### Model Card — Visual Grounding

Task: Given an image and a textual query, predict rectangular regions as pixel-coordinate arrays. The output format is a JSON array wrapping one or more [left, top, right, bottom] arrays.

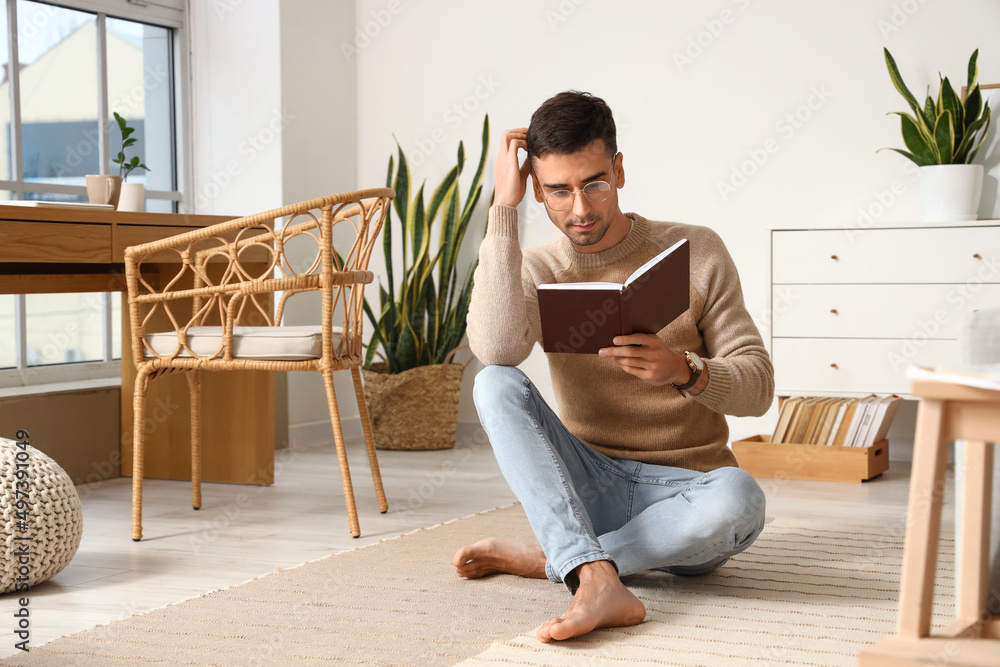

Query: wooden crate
[[732, 435, 889, 483]]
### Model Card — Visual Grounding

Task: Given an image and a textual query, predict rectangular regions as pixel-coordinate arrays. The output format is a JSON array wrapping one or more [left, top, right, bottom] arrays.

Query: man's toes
[[535, 618, 560, 643]]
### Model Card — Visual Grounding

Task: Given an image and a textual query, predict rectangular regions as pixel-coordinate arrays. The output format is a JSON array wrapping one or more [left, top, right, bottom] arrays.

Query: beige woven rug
[[2, 504, 955, 666]]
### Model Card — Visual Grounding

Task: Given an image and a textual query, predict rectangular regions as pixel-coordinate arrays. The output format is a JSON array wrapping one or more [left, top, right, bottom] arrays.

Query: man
[[454, 91, 773, 643]]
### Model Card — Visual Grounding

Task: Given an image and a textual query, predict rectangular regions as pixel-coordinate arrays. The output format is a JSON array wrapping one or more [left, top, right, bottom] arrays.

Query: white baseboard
[[286, 417, 484, 450]]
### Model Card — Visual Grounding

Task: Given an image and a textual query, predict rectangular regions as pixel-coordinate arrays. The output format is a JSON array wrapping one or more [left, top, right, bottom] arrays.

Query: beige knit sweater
[[467, 205, 774, 472]]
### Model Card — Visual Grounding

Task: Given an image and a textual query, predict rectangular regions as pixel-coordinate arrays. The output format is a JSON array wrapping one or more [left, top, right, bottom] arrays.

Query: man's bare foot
[[453, 537, 547, 579], [536, 560, 645, 643]]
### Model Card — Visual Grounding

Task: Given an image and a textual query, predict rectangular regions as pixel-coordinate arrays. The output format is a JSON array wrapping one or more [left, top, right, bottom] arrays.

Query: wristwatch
[[671, 351, 704, 394]]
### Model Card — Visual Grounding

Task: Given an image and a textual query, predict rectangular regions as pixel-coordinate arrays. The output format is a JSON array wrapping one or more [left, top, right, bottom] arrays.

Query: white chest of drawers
[[770, 222, 1000, 397]]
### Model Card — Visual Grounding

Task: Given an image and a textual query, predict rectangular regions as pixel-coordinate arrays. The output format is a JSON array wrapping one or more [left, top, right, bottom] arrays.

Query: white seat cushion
[[144, 325, 340, 360]]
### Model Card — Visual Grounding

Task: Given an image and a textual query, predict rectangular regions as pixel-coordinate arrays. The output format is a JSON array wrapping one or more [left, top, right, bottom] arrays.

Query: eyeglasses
[[542, 181, 612, 211], [540, 152, 619, 211]]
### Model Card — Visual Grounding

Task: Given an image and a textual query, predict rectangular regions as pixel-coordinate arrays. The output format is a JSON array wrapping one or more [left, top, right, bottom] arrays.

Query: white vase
[[117, 182, 145, 212], [919, 164, 983, 222]]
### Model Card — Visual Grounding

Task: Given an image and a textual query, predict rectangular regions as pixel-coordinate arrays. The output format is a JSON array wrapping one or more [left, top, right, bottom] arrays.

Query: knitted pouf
[[1, 436, 83, 594]]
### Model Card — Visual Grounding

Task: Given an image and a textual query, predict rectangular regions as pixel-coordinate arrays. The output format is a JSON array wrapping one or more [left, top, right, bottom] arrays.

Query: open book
[[536, 239, 690, 354]]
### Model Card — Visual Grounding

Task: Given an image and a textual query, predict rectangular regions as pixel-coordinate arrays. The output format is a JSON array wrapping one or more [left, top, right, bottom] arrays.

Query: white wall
[[352, 0, 1000, 436], [193, 0, 1000, 440]]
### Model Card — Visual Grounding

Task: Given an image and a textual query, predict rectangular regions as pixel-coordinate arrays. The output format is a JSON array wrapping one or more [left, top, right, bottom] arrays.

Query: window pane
[[107, 17, 174, 198], [0, 296, 14, 370], [25, 191, 87, 203], [18, 1, 98, 188], [25, 292, 105, 366], [111, 293, 121, 360]]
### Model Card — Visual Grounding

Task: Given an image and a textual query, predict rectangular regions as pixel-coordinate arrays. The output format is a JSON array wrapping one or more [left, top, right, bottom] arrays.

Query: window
[[0, 0, 186, 389]]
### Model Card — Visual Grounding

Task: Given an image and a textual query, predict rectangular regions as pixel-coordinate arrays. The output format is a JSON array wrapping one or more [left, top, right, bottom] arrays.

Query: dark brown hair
[[527, 91, 617, 161]]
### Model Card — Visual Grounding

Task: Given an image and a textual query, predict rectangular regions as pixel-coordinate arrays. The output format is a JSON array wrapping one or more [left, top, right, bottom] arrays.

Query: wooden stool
[[860, 380, 999, 666]]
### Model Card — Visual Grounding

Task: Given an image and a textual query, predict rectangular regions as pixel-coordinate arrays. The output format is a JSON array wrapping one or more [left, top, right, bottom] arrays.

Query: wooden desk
[[0, 206, 275, 485]]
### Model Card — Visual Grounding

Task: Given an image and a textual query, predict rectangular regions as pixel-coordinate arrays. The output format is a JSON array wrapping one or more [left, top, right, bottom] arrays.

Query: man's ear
[[530, 168, 544, 203], [615, 152, 626, 190]]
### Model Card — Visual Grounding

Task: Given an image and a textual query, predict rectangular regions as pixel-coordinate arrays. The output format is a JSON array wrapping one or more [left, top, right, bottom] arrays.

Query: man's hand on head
[[494, 128, 532, 209], [598, 335, 705, 393]]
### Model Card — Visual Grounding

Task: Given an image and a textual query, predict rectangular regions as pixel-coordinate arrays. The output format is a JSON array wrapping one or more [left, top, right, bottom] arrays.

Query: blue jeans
[[474, 365, 766, 590]]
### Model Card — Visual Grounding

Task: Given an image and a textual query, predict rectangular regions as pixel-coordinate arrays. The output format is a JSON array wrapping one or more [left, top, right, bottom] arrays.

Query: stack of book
[[770, 394, 902, 448]]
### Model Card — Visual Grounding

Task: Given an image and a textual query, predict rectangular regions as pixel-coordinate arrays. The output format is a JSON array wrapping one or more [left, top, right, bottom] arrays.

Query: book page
[[537, 282, 622, 290], [624, 238, 687, 288], [907, 364, 1000, 391]]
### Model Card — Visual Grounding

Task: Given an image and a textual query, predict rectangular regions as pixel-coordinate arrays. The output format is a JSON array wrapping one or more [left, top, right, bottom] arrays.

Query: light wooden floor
[[2, 426, 951, 658]]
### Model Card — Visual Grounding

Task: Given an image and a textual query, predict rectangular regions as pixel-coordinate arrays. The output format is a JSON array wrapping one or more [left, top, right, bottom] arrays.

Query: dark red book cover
[[537, 239, 690, 354]]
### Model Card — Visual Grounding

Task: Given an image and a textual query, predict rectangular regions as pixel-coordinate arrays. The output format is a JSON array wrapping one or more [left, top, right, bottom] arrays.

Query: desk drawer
[[113, 225, 200, 263], [0, 221, 111, 263], [772, 284, 1000, 339], [772, 337, 959, 395], [772, 227, 999, 284]]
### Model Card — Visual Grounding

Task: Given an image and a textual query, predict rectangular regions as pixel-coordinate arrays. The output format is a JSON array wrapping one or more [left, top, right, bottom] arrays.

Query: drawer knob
[[830, 308, 838, 315], [973, 253, 982, 259], [830, 363, 839, 369], [830, 254, 839, 260]]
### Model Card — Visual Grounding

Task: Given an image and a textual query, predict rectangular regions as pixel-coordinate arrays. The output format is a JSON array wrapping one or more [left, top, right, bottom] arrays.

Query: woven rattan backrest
[[123, 189, 394, 369]]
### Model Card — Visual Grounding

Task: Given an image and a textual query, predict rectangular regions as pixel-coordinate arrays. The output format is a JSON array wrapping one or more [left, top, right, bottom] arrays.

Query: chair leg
[[187, 371, 202, 511], [352, 365, 388, 514], [323, 369, 361, 538], [131, 368, 153, 541]]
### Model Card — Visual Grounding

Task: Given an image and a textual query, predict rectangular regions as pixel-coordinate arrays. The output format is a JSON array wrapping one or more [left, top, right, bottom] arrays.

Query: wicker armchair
[[124, 189, 394, 540]]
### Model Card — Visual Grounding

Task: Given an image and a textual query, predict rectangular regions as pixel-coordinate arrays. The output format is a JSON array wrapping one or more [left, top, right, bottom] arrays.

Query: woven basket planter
[[361, 348, 472, 451]]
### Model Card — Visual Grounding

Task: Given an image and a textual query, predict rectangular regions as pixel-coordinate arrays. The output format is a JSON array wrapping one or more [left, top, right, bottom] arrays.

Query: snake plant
[[363, 115, 490, 372], [882, 48, 991, 165]]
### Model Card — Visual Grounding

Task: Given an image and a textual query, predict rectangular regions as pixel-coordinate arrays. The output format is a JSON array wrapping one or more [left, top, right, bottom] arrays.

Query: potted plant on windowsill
[[882, 48, 992, 222], [360, 115, 489, 451], [112, 112, 150, 212]]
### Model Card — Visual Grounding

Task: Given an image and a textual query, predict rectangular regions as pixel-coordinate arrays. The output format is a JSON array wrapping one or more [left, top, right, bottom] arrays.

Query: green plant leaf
[[966, 103, 991, 163], [383, 155, 395, 305], [392, 141, 410, 252], [939, 77, 964, 147], [114, 112, 126, 133], [461, 116, 491, 223], [933, 110, 954, 163], [893, 112, 937, 165], [426, 165, 459, 228], [885, 48, 933, 134], [877, 147, 928, 167], [964, 85, 983, 132], [967, 48, 980, 93]]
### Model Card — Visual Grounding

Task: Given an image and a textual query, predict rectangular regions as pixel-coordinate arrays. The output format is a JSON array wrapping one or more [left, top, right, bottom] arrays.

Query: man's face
[[530, 139, 626, 252]]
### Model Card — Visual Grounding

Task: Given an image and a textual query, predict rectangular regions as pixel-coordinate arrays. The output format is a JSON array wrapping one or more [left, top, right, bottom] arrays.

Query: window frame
[[0, 0, 190, 391]]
